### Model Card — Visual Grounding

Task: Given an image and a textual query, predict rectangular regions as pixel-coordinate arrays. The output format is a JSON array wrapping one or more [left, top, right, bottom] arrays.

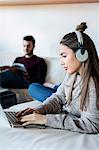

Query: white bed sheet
[[0, 101, 99, 150], [0, 128, 99, 150]]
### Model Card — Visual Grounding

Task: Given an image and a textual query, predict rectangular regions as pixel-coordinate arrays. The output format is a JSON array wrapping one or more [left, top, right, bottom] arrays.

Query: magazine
[[12, 63, 27, 73]]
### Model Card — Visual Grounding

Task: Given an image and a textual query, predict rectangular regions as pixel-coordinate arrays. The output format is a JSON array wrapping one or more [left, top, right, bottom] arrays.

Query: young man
[[0, 36, 47, 88]]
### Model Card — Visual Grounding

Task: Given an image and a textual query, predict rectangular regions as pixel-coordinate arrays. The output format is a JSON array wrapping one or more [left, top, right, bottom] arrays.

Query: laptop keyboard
[[5, 111, 18, 124]]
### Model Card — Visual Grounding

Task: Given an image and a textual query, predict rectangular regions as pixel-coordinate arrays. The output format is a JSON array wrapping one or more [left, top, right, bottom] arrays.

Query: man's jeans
[[0, 70, 29, 89]]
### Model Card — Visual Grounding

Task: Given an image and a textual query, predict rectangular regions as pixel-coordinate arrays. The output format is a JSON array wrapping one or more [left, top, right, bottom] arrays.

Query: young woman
[[17, 22, 99, 133]]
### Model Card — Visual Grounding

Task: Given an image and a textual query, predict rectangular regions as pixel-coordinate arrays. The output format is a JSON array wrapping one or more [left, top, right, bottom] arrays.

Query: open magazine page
[[12, 63, 30, 81], [12, 63, 27, 73]]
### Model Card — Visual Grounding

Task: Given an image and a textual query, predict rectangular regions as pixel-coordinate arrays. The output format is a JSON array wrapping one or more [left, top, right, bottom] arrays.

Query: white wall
[[0, 3, 99, 57]]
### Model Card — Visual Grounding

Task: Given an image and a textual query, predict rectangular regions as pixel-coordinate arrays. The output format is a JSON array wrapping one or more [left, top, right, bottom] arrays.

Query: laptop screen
[[0, 104, 11, 128]]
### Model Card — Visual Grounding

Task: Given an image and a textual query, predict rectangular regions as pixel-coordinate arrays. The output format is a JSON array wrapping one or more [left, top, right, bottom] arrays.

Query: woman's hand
[[16, 108, 47, 126], [16, 108, 40, 118], [18, 112, 47, 126]]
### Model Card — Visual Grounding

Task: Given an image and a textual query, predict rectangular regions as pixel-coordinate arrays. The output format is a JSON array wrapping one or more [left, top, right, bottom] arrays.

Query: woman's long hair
[[60, 22, 99, 110]]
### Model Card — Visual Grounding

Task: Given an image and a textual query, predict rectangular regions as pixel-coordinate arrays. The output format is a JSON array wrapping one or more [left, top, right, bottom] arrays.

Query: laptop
[[0, 104, 45, 129]]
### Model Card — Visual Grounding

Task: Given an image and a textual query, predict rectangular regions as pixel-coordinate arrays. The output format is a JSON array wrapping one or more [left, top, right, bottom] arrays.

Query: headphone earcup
[[76, 49, 88, 62]]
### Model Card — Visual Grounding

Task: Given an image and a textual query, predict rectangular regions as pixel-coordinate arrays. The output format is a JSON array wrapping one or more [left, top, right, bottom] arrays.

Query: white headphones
[[75, 30, 88, 62]]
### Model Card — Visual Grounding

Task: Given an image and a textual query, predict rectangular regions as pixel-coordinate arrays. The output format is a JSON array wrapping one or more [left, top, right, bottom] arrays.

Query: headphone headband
[[75, 30, 83, 44]]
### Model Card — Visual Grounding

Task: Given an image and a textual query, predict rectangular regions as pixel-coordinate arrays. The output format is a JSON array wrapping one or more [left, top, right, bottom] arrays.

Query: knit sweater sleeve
[[36, 77, 99, 133], [45, 78, 99, 133], [35, 74, 70, 114]]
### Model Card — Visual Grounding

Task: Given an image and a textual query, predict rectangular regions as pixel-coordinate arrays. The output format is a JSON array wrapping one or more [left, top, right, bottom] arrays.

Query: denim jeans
[[28, 83, 60, 102], [0, 70, 29, 89]]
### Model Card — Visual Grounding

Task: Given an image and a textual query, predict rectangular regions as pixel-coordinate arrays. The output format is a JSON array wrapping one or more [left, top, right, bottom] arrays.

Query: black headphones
[[75, 30, 88, 62]]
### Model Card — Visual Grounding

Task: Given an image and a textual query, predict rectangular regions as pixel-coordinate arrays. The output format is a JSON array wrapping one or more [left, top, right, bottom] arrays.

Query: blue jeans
[[0, 70, 29, 89], [28, 83, 60, 102]]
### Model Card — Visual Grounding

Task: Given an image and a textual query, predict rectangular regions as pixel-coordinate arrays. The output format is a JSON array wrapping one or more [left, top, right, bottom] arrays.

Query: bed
[[0, 51, 99, 150], [0, 101, 99, 150]]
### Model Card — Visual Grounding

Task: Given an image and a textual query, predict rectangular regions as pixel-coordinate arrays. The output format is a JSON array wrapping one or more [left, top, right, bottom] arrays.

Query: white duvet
[[0, 101, 99, 150]]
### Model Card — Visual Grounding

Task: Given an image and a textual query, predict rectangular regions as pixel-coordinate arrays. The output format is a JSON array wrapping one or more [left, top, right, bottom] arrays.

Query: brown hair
[[60, 22, 99, 110], [23, 35, 35, 46]]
